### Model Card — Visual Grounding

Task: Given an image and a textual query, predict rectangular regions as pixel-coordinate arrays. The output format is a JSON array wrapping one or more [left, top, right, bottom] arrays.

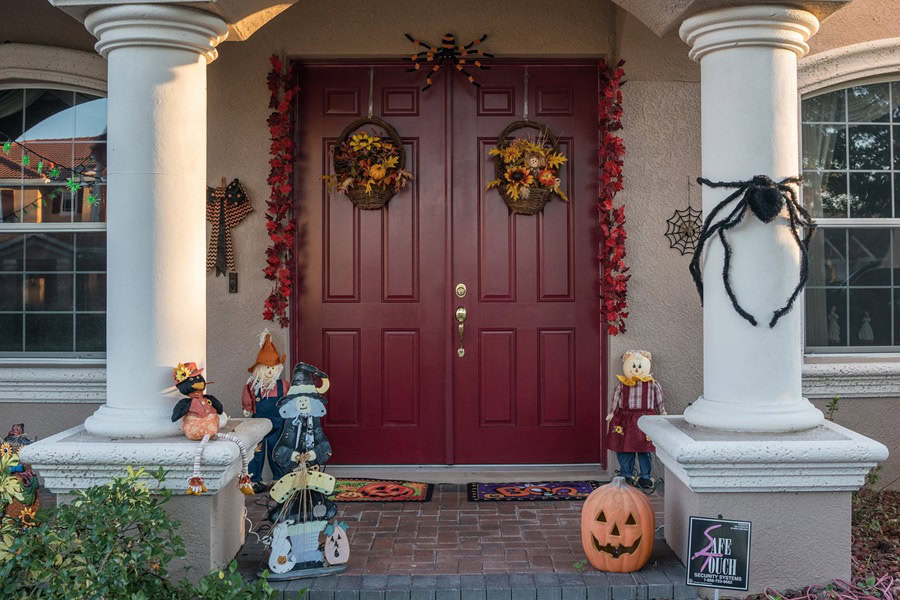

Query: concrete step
[[268, 566, 696, 600]]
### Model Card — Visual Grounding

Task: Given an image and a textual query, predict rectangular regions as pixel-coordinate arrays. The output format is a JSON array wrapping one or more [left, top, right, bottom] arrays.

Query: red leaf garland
[[263, 55, 299, 327], [598, 60, 630, 336]]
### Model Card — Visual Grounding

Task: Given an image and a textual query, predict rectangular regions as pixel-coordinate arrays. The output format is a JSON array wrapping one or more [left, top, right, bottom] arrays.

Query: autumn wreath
[[324, 116, 413, 210], [486, 120, 568, 215]]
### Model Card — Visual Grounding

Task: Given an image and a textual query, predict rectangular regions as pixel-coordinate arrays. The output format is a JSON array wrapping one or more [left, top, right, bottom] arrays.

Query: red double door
[[294, 62, 605, 465]]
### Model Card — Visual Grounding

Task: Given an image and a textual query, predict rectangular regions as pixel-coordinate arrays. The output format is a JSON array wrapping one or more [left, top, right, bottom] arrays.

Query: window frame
[[800, 79, 900, 356], [0, 82, 108, 361]]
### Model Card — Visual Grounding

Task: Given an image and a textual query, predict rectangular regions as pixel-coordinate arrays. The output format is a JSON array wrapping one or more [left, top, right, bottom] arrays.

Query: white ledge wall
[[803, 360, 900, 398], [21, 418, 269, 493], [0, 366, 105, 403], [640, 416, 889, 493]]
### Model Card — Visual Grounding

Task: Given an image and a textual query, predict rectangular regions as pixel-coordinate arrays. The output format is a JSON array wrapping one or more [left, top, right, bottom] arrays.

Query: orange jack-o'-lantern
[[580, 477, 654, 572]]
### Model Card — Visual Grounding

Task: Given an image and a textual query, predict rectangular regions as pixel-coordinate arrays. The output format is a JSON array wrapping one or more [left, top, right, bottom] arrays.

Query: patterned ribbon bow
[[206, 178, 252, 276]]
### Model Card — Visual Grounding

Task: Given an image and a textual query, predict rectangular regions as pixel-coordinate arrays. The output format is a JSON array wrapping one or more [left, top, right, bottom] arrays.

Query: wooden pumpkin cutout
[[324, 522, 350, 566], [580, 477, 654, 572]]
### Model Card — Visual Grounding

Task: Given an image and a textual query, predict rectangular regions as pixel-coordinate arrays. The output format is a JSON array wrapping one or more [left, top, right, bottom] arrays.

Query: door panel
[[295, 63, 605, 465], [450, 65, 604, 464], [296, 65, 447, 463]]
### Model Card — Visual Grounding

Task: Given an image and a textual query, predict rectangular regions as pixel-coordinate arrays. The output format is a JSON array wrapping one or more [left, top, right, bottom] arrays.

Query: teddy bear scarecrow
[[242, 329, 290, 493], [171, 362, 254, 496], [606, 350, 666, 490], [263, 361, 350, 579]]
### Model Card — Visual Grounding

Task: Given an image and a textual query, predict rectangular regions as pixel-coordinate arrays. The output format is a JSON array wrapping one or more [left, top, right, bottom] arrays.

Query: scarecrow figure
[[206, 178, 252, 276], [606, 350, 666, 490], [242, 329, 290, 493], [170, 362, 254, 495], [4, 424, 33, 449], [264, 362, 348, 579]]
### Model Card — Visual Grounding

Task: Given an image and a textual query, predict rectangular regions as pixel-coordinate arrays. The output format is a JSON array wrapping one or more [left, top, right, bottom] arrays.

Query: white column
[[82, 4, 228, 437], [680, 5, 824, 432]]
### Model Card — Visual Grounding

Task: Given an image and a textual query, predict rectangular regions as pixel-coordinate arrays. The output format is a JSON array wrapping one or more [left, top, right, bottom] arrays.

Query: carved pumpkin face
[[324, 523, 350, 566], [580, 477, 654, 572]]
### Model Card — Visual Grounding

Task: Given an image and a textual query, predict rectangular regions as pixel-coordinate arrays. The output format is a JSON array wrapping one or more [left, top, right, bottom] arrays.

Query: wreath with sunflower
[[486, 120, 568, 215], [324, 116, 413, 210]]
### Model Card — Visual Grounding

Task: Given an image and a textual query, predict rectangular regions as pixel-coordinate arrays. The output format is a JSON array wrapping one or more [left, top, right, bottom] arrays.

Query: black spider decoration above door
[[404, 33, 494, 91]]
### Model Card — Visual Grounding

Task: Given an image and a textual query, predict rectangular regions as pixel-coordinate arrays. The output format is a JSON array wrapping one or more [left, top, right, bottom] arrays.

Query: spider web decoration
[[665, 205, 703, 255]]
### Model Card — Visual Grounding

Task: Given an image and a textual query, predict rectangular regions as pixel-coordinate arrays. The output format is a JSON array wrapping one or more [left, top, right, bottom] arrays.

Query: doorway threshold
[[326, 464, 610, 484]]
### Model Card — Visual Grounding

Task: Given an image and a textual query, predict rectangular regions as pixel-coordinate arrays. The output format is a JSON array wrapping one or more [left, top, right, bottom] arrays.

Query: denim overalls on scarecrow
[[248, 379, 287, 482]]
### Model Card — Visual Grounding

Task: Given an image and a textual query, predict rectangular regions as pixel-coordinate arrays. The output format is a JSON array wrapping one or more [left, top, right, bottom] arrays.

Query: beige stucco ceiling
[[611, 0, 853, 36], [48, 0, 856, 43], [49, 0, 299, 41]]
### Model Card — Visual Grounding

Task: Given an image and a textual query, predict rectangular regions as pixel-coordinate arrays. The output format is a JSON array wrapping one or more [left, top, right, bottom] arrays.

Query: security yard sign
[[686, 516, 752, 591]]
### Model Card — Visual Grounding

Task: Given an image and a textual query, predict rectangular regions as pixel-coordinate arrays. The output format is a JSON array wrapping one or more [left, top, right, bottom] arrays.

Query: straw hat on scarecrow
[[248, 330, 286, 373]]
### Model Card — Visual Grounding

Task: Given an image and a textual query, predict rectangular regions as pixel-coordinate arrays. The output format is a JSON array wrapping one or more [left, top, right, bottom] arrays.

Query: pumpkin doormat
[[329, 478, 434, 503], [467, 481, 604, 502]]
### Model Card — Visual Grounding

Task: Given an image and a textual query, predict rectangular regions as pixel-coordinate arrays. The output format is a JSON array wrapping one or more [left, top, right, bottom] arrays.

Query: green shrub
[[0, 466, 274, 600]]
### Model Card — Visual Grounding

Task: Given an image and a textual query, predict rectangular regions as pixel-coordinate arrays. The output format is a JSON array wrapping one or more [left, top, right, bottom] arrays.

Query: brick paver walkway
[[240, 483, 666, 576]]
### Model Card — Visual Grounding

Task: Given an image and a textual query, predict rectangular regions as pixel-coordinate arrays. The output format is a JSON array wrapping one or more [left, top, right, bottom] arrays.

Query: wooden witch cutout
[[207, 178, 252, 276], [264, 362, 350, 580]]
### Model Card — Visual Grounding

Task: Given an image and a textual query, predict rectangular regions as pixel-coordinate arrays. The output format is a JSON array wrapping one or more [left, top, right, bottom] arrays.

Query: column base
[[20, 418, 270, 580], [638, 416, 888, 595], [84, 403, 184, 438], [683, 394, 824, 432]]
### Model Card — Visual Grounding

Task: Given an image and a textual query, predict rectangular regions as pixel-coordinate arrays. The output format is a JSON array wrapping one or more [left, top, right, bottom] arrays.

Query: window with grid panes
[[801, 81, 900, 352], [0, 87, 106, 356]]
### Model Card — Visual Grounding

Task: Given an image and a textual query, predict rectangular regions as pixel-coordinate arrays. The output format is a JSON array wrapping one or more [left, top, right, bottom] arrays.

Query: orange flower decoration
[[537, 169, 556, 186], [504, 166, 534, 186]]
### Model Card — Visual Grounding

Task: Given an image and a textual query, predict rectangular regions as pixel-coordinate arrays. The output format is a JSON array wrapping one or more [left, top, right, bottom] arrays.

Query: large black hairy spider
[[689, 175, 817, 328], [404, 32, 494, 91]]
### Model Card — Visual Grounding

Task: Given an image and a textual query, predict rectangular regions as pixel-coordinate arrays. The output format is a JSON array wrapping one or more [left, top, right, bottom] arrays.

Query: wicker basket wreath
[[327, 116, 411, 210], [487, 120, 568, 215]]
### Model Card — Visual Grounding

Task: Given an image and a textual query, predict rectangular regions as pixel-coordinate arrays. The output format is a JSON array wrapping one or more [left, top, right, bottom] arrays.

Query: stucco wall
[[607, 13, 702, 420], [811, 397, 900, 490], [1, 403, 99, 442], [807, 0, 896, 56], [664, 474, 852, 594]]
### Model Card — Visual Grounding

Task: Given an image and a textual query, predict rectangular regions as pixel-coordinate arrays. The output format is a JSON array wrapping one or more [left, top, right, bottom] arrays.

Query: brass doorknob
[[455, 306, 467, 357]]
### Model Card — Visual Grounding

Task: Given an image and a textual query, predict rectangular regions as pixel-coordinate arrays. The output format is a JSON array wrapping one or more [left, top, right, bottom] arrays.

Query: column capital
[[680, 4, 820, 62], [83, 3, 228, 63]]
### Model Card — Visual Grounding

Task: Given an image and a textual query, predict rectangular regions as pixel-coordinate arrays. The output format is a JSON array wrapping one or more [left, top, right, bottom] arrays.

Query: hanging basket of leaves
[[486, 120, 568, 215], [324, 116, 413, 210]]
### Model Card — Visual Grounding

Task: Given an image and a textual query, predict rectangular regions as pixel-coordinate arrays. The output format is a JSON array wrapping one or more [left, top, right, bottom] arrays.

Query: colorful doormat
[[329, 478, 434, 503], [467, 481, 603, 502]]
